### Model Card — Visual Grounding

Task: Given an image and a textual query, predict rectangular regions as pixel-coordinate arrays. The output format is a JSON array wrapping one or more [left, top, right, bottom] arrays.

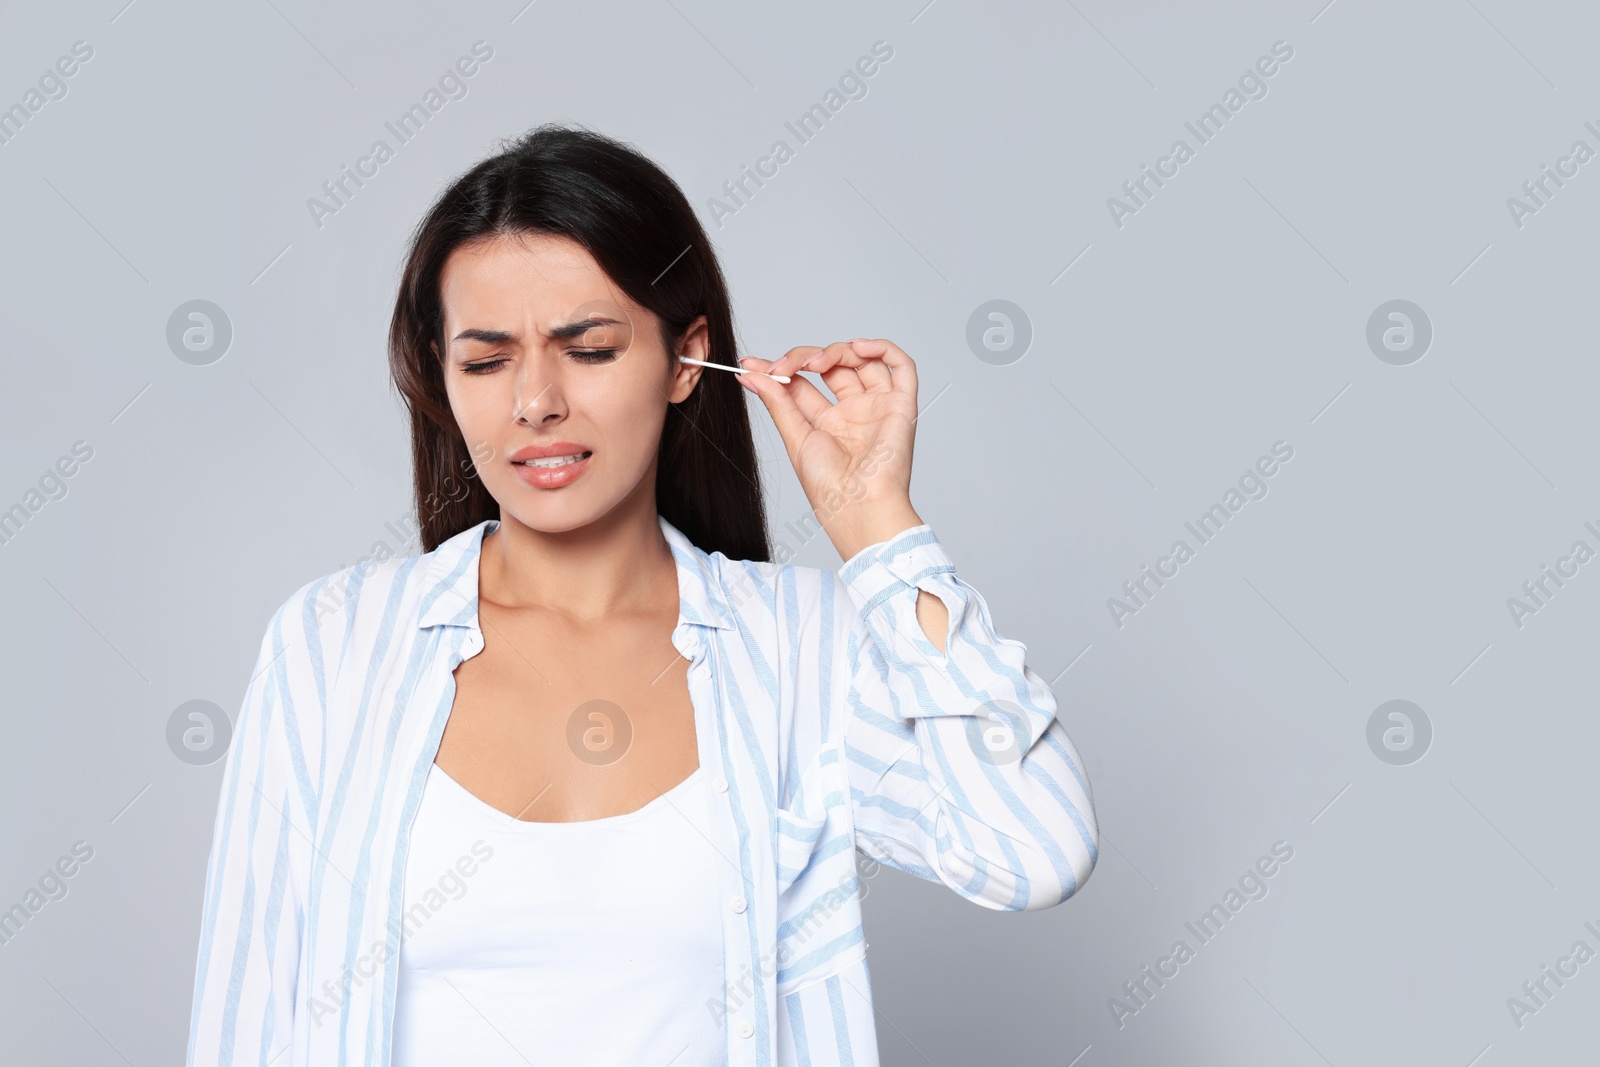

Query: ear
[[668, 314, 710, 403]]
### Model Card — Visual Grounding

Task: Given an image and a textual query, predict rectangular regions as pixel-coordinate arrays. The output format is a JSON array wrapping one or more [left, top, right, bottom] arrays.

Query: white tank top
[[393, 762, 727, 1066]]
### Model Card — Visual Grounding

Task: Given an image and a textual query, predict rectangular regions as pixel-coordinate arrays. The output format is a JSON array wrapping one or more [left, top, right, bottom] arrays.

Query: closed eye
[[459, 349, 618, 374]]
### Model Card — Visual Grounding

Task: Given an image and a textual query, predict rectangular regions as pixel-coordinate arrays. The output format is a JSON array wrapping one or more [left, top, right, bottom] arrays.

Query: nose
[[512, 358, 566, 427]]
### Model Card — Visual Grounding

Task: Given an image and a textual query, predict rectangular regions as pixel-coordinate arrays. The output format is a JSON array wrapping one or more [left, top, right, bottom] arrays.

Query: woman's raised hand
[[735, 338, 926, 561]]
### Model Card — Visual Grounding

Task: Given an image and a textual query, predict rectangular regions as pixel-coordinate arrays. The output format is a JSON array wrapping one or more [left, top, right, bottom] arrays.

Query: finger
[[818, 363, 870, 403], [795, 340, 883, 401], [768, 339, 904, 397], [780, 371, 839, 423], [806, 340, 887, 401], [772, 344, 844, 382], [808, 341, 871, 400], [850, 337, 917, 401], [735, 354, 803, 388], [770, 340, 860, 380], [736, 361, 817, 449], [797, 339, 891, 394], [847, 339, 894, 392], [766, 345, 825, 378], [739, 356, 834, 423]]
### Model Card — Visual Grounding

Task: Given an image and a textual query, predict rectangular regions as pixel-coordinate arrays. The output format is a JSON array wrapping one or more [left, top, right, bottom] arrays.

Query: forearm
[[838, 523, 1101, 906], [826, 498, 951, 649]]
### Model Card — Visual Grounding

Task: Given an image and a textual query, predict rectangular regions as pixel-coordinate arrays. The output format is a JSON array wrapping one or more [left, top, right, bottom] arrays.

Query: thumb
[[737, 359, 814, 454]]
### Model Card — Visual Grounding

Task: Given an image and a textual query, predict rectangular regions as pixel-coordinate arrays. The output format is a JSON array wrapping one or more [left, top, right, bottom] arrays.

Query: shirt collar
[[415, 514, 737, 632]]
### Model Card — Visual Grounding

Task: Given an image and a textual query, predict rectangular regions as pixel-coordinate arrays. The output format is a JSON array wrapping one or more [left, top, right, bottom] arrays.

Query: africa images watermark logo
[[1504, 519, 1600, 630], [307, 839, 496, 1027], [1505, 119, 1600, 230], [0, 440, 94, 548], [1106, 39, 1295, 229], [0, 39, 94, 147], [1107, 441, 1295, 628], [1505, 919, 1600, 1030], [703, 40, 894, 229], [1107, 840, 1295, 1029], [707, 838, 893, 1028], [0, 841, 95, 948], [306, 41, 494, 230]]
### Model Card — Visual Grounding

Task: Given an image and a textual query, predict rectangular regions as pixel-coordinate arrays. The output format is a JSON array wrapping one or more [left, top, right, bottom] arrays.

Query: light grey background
[[2, 0, 1595, 1064]]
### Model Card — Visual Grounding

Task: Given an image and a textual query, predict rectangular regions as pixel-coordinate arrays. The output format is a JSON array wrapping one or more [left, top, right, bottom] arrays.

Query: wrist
[[823, 499, 924, 563]]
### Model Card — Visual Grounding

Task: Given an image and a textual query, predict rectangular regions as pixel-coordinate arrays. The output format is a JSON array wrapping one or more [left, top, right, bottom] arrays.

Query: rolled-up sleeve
[[188, 583, 326, 1065], [836, 524, 1098, 911]]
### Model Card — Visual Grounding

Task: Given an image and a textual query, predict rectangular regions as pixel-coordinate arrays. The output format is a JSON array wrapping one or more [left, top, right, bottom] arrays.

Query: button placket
[[683, 625, 756, 1054]]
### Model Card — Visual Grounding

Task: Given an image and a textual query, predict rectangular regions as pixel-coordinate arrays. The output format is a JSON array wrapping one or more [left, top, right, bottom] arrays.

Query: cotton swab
[[677, 355, 790, 384]]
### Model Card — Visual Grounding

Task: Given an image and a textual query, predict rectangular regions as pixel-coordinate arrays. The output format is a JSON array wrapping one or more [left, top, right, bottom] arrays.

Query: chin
[[495, 487, 628, 536], [500, 501, 600, 535]]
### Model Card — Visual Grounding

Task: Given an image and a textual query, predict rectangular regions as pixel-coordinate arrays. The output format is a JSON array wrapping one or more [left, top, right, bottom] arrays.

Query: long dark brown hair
[[387, 123, 770, 561]]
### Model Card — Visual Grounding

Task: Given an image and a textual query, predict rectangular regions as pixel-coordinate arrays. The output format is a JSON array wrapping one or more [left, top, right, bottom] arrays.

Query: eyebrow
[[450, 317, 625, 346]]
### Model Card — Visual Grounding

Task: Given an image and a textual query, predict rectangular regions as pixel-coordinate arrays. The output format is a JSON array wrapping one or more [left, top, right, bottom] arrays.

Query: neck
[[479, 491, 676, 626]]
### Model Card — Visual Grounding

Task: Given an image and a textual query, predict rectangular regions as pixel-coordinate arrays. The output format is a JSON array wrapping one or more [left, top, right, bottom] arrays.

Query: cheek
[[579, 374, 665, 451], [444, 376, 514, 474], [447, 374, 503, 433]]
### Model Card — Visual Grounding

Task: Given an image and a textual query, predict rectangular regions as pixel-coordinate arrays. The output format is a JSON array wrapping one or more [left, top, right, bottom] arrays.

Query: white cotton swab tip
[[677, 355, 789, 384]]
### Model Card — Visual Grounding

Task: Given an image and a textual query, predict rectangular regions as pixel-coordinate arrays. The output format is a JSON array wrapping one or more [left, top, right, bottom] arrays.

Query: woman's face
[[438, 233, 707, 534]]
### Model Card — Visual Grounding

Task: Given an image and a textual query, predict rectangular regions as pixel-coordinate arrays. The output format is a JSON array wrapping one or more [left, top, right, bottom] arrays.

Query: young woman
[[187, 124, 1098, 1067]]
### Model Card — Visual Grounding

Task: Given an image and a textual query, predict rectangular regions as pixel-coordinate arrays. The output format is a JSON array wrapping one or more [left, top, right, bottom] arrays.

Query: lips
[[509, 442, 593, 463], [519, 452, 588, 469], [509, 441, 593, 489]]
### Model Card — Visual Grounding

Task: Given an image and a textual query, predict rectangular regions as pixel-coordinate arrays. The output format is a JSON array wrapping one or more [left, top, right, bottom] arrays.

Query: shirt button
[[737, 1020, 754, 1039], [712, 776, 728, 793], [729, 895, 747, 914]]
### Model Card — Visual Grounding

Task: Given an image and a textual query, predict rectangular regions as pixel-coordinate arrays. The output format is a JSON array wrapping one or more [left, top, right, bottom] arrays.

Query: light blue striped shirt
[[187, 514, 1099, 1066]]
